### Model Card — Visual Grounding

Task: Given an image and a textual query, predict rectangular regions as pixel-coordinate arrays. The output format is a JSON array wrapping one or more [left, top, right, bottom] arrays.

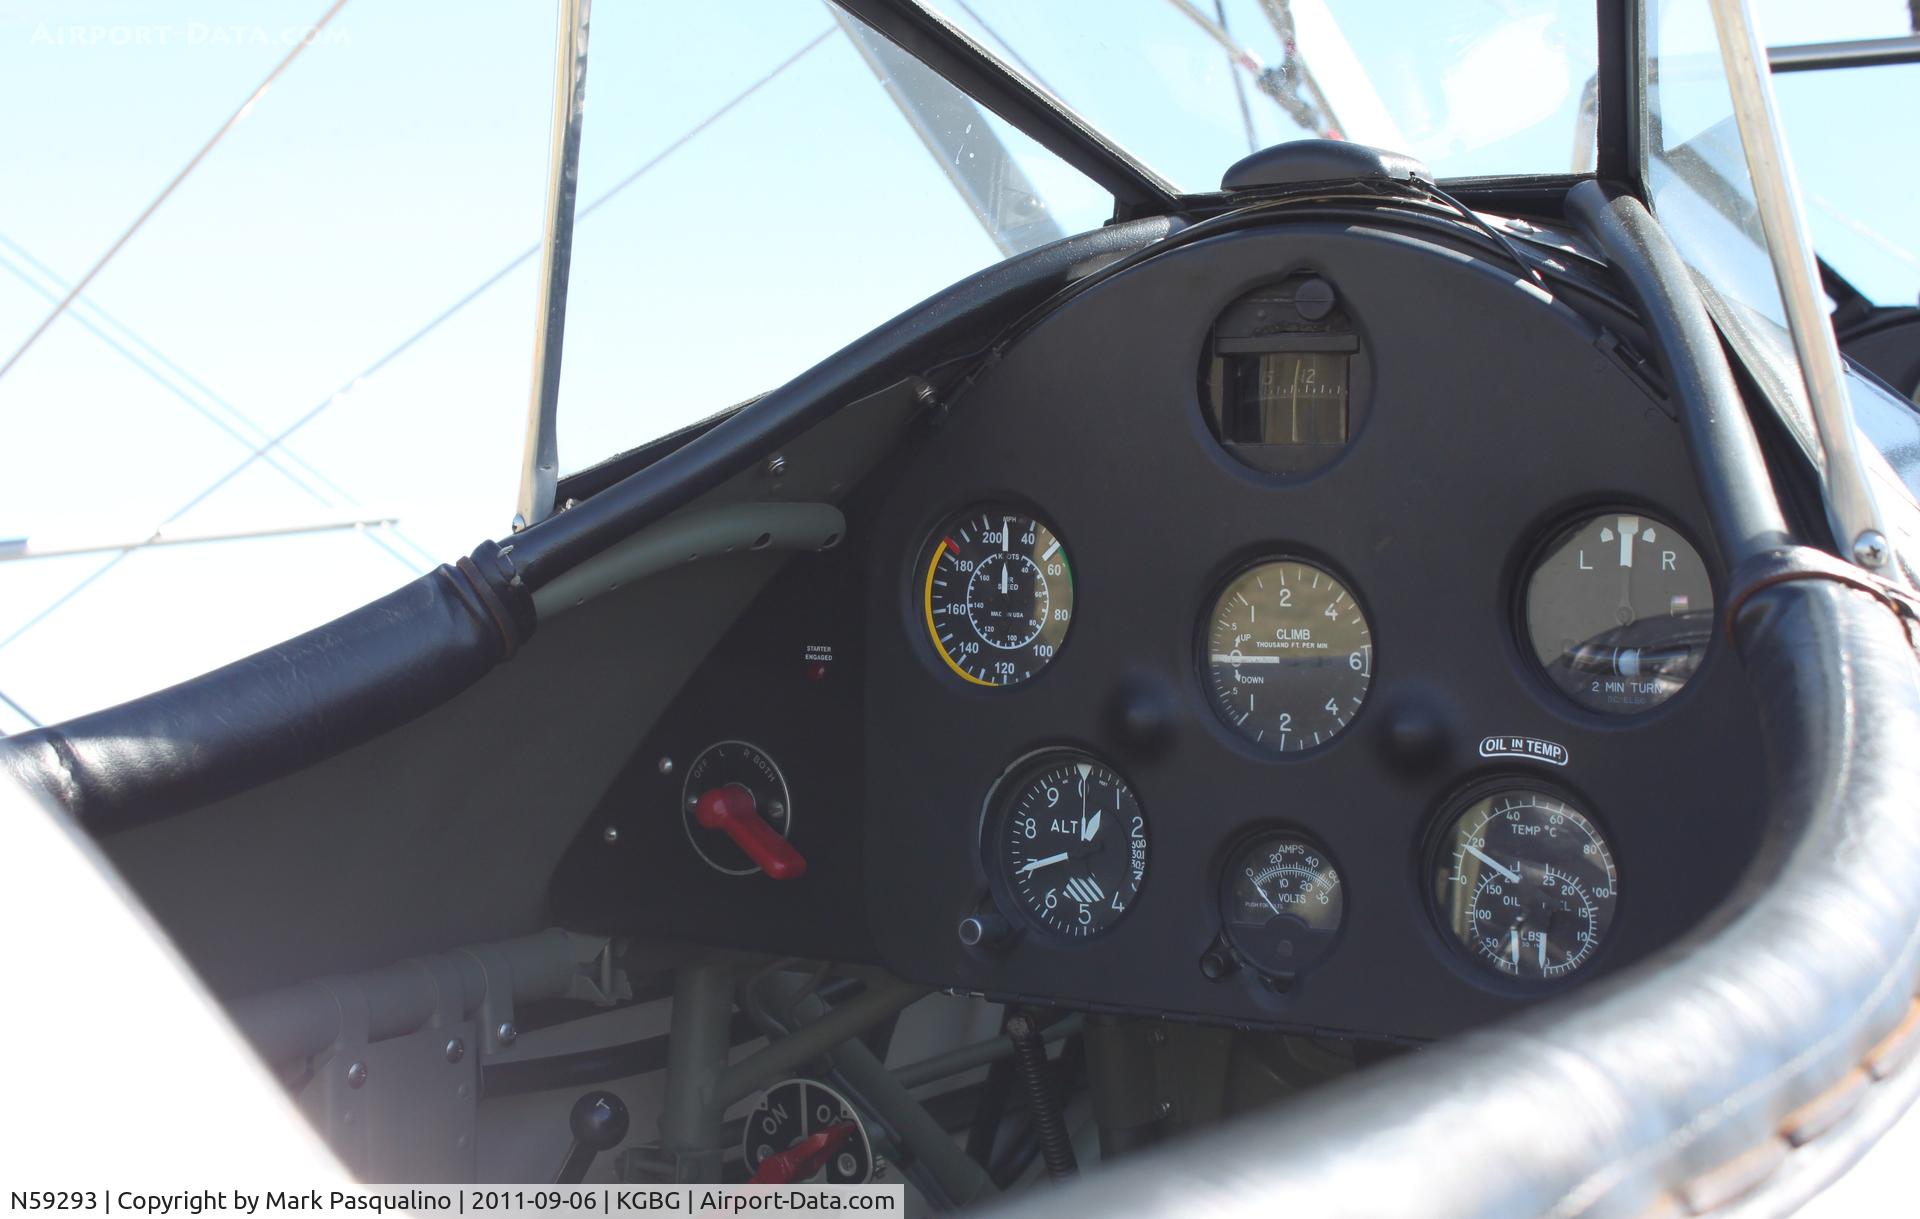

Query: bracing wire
[[0, 25, 838, 663], [0, 0, 352, 386]]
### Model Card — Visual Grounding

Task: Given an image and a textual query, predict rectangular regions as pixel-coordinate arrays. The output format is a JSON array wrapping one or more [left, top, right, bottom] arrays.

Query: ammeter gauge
[[1219, 831, 1344, 978]]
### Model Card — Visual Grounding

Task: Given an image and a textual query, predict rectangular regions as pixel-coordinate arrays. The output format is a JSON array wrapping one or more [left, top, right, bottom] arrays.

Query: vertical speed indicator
[[1202, 558, 1373, 752], [920, 508, 1074, 688]]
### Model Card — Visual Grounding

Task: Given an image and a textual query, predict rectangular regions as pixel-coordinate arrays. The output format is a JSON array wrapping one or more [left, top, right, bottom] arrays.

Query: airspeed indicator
[[920, 509, 1073, 688]]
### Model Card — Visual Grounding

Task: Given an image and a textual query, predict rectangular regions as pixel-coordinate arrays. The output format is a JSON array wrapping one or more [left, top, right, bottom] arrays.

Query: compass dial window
[[1524, 510, 1713, 714], [1202, 558, 1373, 752], [919, 509, 1073, 688]]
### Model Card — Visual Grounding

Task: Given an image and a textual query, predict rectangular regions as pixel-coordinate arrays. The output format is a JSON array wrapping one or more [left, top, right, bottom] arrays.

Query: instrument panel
[[861, 221, 1766, 1041]]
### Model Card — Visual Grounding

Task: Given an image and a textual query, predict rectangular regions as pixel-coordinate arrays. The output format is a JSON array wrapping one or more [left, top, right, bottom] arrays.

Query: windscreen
[[922, 0, 1602, 185]]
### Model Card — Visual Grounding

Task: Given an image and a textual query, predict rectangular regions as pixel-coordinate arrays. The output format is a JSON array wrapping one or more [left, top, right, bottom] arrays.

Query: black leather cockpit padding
[[987, 576, 1920, 1219], [0, 553, 532, 835]]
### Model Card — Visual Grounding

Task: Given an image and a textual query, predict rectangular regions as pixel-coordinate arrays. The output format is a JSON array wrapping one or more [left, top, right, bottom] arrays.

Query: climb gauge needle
[[1018, 852, 1070, 876], [1465, 842, 1522, 884]]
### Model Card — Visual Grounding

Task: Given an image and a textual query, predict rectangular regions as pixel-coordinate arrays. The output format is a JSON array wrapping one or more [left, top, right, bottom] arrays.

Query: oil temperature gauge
[[1432, 784, 1618, 981], [1220, 831, 1344, 978]]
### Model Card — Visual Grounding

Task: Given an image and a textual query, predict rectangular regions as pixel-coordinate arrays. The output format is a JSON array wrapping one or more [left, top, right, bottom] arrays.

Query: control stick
[[555, 1091, 630, 1184]]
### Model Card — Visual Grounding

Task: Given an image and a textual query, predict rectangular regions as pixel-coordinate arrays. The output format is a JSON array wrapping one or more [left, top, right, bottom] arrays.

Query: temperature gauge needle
[[1465, 843, 1522, 883]]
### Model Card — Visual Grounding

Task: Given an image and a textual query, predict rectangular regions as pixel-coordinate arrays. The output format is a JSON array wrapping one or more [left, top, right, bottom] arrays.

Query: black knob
[[1105, 671, 1177, 758], [556, 1092, 629, 1183], [1199, 949, 1237, 981], [572, 1091, 630, 1148], [1293, 277, 1336, 321], [1374, 687, 1453, 774], [958, 912, 1010, 948]]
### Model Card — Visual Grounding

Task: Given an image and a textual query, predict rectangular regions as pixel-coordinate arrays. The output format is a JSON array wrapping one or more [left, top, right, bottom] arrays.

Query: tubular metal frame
[[515, 0, 592, 532]]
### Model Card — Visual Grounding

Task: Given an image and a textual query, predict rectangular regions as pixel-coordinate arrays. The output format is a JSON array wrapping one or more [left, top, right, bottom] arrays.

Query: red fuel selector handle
[[748, 1122, 856, 1184], [694, 785, 807, 879]]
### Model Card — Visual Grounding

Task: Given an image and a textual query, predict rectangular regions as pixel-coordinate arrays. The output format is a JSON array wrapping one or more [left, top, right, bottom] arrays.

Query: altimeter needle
[[1017, 852, 1070, 876], [1465, 843, 1522, 883]]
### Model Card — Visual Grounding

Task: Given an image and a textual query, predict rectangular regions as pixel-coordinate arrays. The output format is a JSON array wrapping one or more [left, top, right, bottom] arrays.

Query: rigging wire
[[0, 686, 42, 730], [1217, 0, 1261, 154], [0, 0, 351, 387], [0, 237, 435, 575], [0, 26, 837, 664], [1163, 0, 1342, 139]]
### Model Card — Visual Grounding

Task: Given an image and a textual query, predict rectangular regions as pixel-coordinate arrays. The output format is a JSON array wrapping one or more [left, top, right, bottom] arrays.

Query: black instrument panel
[[860, 222, 1767, 1041]]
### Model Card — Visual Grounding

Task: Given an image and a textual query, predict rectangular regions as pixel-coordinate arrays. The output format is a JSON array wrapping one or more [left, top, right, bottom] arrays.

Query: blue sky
[[0, 0, 1913, 732]]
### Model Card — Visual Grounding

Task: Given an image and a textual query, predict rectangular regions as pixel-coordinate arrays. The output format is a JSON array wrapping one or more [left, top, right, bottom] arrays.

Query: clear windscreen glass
[[1646, 0, 1920, 479], [552, 4, 1112, 475], [1644, 0, 1819, 460], [924, 0, 1601, 186]]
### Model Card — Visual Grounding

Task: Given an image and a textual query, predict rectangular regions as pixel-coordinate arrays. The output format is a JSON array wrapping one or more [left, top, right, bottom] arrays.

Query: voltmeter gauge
[[1524, 510, 1713, 714], [1432, 785, 1619, 981], [986, 751, 1148, 939], [1203, 558, 1373, 752], [1220, 831, 1344, 978], [919, 509, 1073, 688]]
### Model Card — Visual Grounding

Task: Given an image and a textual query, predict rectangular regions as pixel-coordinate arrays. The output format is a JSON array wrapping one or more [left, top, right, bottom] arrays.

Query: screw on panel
[[1854, 530, 1892, 569], [914, 381, 939, 409], [496, 1022, 519, 1046], [445, 1039, 465, 1064], [658, 757, 674, 776], [346, 1062, 368, 1088], [602, 826, 620, 845], [764, 454, 788, 477]]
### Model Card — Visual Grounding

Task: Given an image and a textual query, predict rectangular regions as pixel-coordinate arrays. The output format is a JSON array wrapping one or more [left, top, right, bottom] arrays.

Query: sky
[[0, 0, 1914, 732]]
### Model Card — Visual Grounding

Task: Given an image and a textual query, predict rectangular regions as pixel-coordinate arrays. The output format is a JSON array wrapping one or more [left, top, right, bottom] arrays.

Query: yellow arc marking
[[926, 541, 997, 687]]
